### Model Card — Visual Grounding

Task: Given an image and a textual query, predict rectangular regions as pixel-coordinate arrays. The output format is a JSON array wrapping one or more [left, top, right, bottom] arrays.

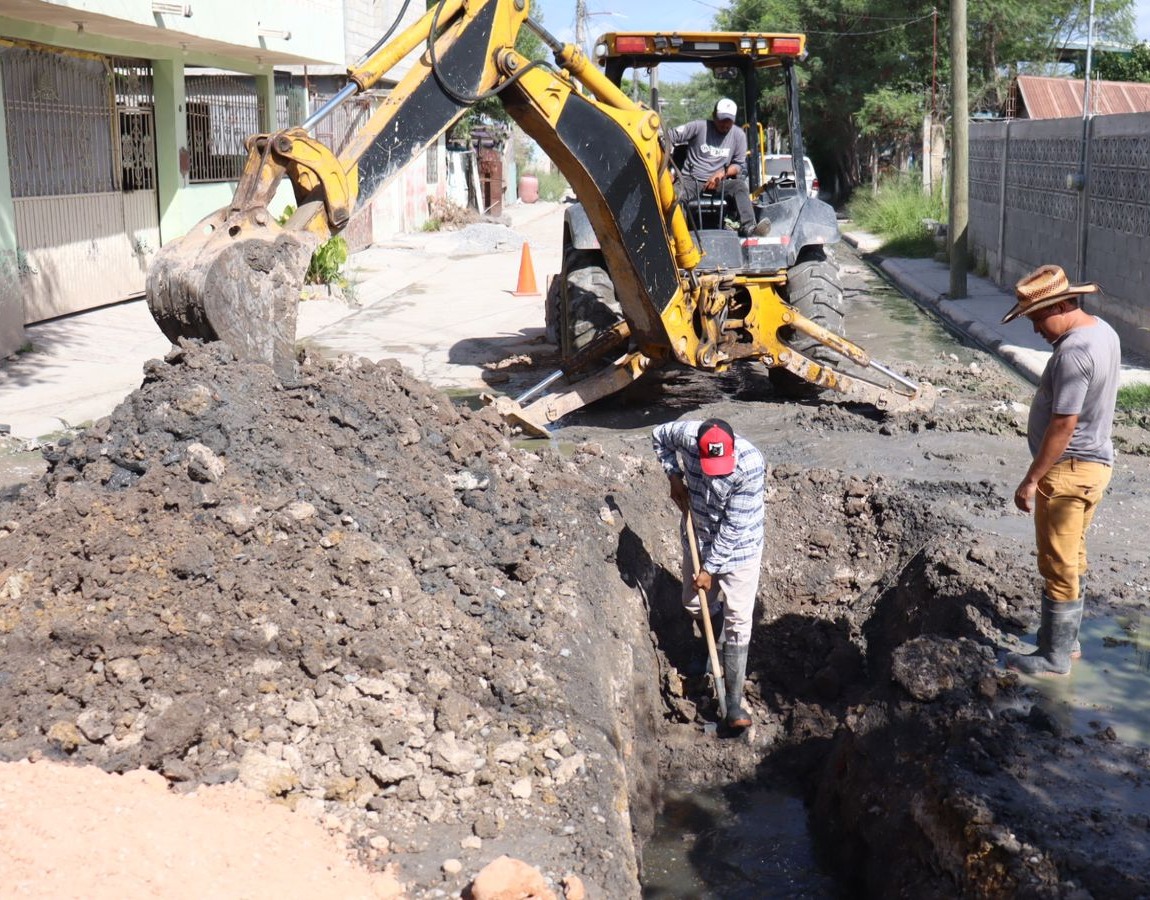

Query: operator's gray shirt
[[668, 120, 747, 180], [1028, 317, 1121, 465]]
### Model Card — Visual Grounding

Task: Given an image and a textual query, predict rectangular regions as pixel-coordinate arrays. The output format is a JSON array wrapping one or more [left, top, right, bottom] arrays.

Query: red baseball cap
[[696, 419, 736, 477]]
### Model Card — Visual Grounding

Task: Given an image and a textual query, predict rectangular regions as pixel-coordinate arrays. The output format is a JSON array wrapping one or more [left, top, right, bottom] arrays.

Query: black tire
[[769, 248, 846, 397], [548, 247, 622, 360]]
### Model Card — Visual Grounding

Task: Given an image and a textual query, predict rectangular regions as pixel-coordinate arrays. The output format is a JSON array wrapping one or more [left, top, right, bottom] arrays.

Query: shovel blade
[[146, 208, 319, 380]]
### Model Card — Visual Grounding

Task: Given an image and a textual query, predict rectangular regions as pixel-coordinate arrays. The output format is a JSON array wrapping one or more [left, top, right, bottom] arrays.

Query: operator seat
[[669, 144, 744, 233], [684, 184, 735, 231]]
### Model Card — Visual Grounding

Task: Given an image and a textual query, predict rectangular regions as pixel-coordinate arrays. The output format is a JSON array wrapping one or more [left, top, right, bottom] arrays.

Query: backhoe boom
[[145, 0, 930, 426]]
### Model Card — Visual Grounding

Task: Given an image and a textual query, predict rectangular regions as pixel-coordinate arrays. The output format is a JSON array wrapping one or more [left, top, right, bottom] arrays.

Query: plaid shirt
[[652, 421, 765, 573]]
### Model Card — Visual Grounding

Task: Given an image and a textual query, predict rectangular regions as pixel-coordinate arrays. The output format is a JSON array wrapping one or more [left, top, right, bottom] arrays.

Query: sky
[[530, 0, 717, 46], [1137, 0, 1150, 42], [532, 0, 1150, 53], [530, 0, 717, 81], [531, 0, 1150, 88]]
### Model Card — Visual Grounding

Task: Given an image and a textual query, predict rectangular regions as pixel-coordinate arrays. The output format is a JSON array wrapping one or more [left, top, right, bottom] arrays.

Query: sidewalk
[[0, 200, 566, 444], [842, 228, 1150, 388]]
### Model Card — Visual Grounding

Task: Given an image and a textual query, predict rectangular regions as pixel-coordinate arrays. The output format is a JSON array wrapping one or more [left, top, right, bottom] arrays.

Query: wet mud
[[2, 252, 1150, 897]]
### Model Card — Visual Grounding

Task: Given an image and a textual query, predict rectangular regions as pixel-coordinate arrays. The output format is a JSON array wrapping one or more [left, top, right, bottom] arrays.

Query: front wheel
[[547, 247, 622, 360], [768, 248, 846, 397]]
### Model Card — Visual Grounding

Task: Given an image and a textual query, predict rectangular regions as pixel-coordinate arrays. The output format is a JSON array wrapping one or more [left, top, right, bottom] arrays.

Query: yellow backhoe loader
[[146, 0, 930, 436]]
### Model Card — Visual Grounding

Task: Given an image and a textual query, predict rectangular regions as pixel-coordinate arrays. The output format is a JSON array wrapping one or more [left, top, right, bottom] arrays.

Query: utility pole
[[575, 0, 587, 56], [949, 0, 968, 299], [1075, 0, 1097, 282]]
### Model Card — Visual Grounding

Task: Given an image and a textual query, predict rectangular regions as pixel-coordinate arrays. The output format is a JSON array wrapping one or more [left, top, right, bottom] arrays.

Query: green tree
[[714, 0, 1134, 197], [856, 86, 925, 181], [1093, 41, 1150, 81]]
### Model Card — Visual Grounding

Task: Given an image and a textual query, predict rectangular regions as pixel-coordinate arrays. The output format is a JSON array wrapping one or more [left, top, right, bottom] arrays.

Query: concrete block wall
[[971, 115, 1150, 357], [968, 119, 1006, 279]]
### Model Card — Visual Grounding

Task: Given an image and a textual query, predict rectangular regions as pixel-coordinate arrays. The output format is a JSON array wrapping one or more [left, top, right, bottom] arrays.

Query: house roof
[[1017, 74, 1150, 118]]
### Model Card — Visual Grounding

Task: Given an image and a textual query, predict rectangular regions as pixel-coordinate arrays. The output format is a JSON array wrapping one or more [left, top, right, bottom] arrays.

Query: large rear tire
[[547, 247, 622, 360], [769, 248, 845, 397]]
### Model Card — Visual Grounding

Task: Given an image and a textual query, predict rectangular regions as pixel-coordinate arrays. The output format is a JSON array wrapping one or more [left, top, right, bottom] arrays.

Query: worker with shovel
[[653, 418, 765, 729]]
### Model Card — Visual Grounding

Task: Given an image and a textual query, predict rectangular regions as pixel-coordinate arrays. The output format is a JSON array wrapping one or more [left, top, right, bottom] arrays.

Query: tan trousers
[[680, 539, 762, 647], [1035, 458, 1112, 602]]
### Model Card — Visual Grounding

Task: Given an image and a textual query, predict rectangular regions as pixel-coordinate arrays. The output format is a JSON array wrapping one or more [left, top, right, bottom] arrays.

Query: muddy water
[[1023, 613, 1150, 748], [642, 785, 842, 899], [838, 264, 979, 368]]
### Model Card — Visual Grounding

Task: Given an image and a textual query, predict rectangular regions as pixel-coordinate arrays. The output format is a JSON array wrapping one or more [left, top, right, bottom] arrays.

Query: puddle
[[1020, 613, 1150, 748], [445, 389, 486, 411], [642, 786, 843, 899], [846, 277, 982, 369]]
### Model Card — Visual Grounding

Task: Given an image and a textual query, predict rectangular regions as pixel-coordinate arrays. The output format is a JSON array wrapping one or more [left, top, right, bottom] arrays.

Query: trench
[[548, 243, 1150, 896], [613, 452, 1150, 899], [615, 459, 953, 897]]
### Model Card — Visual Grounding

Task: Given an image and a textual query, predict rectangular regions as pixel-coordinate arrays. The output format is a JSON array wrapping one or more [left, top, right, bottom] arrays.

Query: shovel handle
[[685, 506, 727, 721]]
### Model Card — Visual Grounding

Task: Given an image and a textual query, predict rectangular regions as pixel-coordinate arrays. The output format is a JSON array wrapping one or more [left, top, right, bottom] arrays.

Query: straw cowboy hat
[[1001, 264, 1099, 324]]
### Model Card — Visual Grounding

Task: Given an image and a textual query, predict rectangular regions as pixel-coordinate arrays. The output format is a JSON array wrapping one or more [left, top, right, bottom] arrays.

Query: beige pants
[[1035, 458, 1112, 602], [680, 538, 762, 647]]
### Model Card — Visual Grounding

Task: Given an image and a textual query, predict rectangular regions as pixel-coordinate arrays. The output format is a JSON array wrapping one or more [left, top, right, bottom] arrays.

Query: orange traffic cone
[[511, 242, 541, 296]]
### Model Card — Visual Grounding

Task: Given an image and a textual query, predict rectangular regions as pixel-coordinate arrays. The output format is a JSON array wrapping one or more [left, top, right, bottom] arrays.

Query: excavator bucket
[[146, 207, 319, 379]]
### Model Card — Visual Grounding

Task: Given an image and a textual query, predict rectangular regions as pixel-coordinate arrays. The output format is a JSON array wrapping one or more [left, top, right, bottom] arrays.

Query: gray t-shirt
[[669, 120, 747, 181], [1027, 317, 1121, 465]]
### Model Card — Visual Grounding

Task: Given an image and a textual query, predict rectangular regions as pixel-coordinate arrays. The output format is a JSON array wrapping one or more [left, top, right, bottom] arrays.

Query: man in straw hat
[[1001, 264, 1120, 676]]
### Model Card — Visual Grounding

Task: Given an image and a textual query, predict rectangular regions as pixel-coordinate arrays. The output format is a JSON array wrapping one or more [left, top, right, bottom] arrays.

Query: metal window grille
[[113, 59, 157, 191], [426, 138, 439, 184], [185, 71, 265, 182], [310, 89, 376, 157], [1, 45, 113, 197], [0, 45, 155, 198]]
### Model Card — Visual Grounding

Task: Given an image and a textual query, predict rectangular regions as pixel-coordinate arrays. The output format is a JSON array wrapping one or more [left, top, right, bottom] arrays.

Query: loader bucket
[[146, 207, 319, 380]]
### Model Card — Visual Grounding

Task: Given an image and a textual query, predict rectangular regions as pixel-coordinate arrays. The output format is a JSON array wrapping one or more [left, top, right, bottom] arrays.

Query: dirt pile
[[0, 341, 658, 897], [3, 327, 1150, 897]]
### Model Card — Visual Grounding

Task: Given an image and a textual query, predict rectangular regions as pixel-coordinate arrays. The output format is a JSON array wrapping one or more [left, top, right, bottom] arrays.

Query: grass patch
[[1117, 383, 1150, 411], [527, 170, 570, 202], [847, 172, 946, 257]]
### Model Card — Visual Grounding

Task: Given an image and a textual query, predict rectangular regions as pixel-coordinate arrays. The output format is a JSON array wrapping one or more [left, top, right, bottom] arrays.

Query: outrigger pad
[[874, 381, 939, 415], [482, 394, 552, 438]]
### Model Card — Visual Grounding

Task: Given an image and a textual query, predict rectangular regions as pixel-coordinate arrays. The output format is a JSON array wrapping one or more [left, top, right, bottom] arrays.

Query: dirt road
[[1, 239, 1149, 897]]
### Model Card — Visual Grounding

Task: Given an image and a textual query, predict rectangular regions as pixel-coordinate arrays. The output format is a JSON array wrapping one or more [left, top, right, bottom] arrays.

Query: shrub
[[525, 170, 570, 202], [847, 172, 946, 257], [275, 204, 349, 287], [305, 235, 348, 286], [1117, 383, 1150, 412]]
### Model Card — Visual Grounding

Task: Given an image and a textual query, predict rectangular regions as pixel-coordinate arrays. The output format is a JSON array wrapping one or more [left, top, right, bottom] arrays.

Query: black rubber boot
[[723, 642, 752, 729], [1007, 595, 1081, 676], [1034, 581, 1084, 659], [1071, 578, 1085, 659]]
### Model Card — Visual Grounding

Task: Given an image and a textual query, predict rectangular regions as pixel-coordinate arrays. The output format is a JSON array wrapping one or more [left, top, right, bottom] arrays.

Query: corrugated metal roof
[[1017, 74, 1150, 119]]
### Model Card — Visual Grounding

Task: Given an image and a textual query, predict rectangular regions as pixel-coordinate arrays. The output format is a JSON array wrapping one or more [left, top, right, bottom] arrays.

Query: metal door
[[1, 45, 159, 322]]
